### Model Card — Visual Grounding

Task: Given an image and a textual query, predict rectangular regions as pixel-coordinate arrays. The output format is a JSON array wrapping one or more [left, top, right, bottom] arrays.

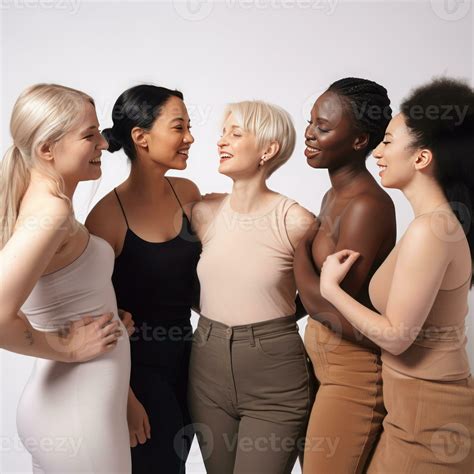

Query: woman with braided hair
[[294, 77, 396, 473], [320, 78, 474, 473]]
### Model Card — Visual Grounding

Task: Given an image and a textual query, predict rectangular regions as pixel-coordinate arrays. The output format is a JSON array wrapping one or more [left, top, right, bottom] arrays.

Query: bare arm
[[0, 200, 73, 360], [0, 197, 120, 362], [284, 203, 316, 320], [0, 199, 121, 362], [294, 197, 391, 350], [320, 218, 451, 355]]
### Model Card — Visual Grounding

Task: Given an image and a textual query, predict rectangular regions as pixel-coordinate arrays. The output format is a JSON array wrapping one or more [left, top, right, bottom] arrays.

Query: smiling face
[[217, 112, 263, 178], [50, 100, 108, 183], [305, 91, 362, 170], [372, 113, 420, 189], [143, 95, 194, 170]]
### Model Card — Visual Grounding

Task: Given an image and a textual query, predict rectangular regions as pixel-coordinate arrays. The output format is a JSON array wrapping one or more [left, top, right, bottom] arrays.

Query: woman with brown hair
[[320, 77, 474, 473]]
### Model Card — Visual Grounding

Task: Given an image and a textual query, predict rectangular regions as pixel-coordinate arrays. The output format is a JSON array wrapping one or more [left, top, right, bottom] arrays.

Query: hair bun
[[102, 127, 122, 153]]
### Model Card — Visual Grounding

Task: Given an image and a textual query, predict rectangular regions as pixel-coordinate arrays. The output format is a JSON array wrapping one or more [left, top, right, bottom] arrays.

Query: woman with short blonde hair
[[188, 99, 315, 474]]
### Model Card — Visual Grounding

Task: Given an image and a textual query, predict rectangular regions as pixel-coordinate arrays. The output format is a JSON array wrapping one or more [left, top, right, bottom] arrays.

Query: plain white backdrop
[[1, 1, 473, 472]]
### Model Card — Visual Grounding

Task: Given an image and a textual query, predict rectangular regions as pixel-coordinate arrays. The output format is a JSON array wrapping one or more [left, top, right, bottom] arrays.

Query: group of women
[[0, 75, 472, 474]]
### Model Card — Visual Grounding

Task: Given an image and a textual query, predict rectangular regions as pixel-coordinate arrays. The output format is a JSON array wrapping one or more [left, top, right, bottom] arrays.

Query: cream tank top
[[369, 239, 471, 382], [197, 194, 298, 326], [21, 234, 121, 332]]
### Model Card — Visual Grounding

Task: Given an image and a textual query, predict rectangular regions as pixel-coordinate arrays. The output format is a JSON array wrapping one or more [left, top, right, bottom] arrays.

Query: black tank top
[[111, 178, 202, 329]]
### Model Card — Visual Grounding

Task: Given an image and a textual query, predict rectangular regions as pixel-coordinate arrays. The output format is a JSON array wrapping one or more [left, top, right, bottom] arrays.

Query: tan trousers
[[303, 318, 385, 473], [188, 315, 316, 474], [368, 365, 474, 473]]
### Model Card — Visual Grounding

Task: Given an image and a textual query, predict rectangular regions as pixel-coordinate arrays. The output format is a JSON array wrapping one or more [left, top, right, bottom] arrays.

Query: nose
[[98, 133, 108, 150], [372, 141, 383, 158], [305, 123, 315, 141], [217, 134, 228, 147], [184, 129, 194, 145]]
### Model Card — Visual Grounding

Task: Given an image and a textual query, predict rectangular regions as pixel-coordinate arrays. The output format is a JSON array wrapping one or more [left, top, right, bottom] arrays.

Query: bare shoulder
[[192, 194, 226, 218], [191, 194, 227, 238], [18, 193, 71, 233], [285, 202, 317, 249], [167, 177, 201, 203], [404, 212, 458, 255], [85, 190, 126, 253], [345, 192, 392, 219]]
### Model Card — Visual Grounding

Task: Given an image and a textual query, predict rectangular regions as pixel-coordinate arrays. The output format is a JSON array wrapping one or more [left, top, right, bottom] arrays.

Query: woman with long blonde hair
[[0, 83, 131, 472]]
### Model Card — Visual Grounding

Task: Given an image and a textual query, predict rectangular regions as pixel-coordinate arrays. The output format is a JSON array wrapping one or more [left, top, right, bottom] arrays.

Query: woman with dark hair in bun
[[320, 78, 474, 472], [294, 77, 396, 473], [86, 85, 201, 474]]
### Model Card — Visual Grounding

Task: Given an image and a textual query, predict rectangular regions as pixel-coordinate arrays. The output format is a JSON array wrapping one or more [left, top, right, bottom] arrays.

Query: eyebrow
[[170, 117, 190, 123], [80, 125, 98, 135]]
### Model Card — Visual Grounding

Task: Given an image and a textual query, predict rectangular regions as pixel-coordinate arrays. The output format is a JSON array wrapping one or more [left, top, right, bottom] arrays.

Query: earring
[[259, 155, 266, 166]]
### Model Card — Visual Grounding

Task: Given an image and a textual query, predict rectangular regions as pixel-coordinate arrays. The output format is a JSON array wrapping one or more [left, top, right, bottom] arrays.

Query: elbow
[[297, 296, 316, 318], [385, 346, 404, 356], [383, 339, 412, 356]]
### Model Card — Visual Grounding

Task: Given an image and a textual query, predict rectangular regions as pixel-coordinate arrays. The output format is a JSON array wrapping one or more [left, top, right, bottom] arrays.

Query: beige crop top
[[21, 234, 119, 332], [197, 194, 299, 326], [369, 239, 471, 381]]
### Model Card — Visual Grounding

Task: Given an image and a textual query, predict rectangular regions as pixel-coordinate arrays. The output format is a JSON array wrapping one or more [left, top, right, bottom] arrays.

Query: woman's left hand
[[320, 250, 360, 298]]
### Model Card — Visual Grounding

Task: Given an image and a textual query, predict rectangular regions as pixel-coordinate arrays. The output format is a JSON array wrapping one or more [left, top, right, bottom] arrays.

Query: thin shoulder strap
[[165, 177, 185, 214], [113, 188, 130, 228]]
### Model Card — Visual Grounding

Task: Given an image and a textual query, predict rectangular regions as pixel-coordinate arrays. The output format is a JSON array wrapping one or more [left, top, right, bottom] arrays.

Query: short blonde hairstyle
[[222, 100, 296, 176]]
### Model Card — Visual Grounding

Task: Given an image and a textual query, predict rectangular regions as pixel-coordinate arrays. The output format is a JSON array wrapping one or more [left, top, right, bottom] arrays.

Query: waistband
[[197, 314, 298, 341]]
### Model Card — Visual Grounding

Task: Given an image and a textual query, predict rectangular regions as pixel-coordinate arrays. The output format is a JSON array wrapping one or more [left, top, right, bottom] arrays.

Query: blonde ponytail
[[0, 145, 31, 247], [0, 84, 94, 248]]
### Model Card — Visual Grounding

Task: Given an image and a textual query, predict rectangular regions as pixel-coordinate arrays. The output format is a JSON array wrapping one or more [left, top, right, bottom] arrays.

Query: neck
[[229, 173, 273, 214], [328, 161, 370, 194], [63, 181, 78, 200], [402, 175, 450, 217], [30, 169, 78, 201], [125, 158, 169, 203]]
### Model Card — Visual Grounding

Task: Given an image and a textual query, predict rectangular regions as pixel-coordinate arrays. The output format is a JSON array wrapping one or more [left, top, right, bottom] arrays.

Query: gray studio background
[[1, 1, 473, 472]]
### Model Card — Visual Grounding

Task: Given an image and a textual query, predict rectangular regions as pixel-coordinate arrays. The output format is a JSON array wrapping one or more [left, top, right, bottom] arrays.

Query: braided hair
[[328, 77, 392, 155]]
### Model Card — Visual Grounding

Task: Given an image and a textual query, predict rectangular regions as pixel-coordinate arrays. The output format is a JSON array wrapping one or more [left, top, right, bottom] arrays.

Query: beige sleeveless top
[[21, 234, 119, 332], [197, 194, 298, 326], [369, 238, 471, 381]]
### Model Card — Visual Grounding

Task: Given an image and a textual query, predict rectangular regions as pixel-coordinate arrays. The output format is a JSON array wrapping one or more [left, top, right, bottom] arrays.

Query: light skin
[[293, 91, 396, 350], [192, 110, 315, 292], [0, 100, 125, 363], [320, 113, 472, 355], [86, 95, 201, 448]]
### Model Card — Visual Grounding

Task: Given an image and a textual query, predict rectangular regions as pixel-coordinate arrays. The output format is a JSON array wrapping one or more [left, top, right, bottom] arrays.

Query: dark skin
[[294, 91, 397, 351]]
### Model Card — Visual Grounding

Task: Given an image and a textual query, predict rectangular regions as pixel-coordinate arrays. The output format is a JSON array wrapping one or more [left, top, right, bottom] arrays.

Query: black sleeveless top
[[111, 178, 202, 330]]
